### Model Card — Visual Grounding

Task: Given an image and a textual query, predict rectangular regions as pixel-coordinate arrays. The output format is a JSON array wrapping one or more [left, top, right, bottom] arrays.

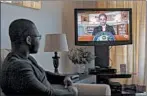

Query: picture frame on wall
[[1, 1, 42, 10]]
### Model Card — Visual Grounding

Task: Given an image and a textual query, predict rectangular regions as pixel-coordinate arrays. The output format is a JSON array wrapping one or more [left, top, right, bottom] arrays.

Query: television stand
[[94, 46, 109, 68], [89, 72, 132, 95]]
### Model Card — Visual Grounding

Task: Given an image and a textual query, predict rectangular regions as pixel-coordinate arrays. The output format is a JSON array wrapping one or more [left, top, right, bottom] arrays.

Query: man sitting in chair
[[1, 19, 111, 96]]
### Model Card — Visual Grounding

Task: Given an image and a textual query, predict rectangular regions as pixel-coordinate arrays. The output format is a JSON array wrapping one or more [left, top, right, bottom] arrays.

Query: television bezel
[[74, 8, 132, 46]]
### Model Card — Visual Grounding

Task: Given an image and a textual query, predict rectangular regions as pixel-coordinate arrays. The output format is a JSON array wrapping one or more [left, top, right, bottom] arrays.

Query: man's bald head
[[9, 19, 36, 45]]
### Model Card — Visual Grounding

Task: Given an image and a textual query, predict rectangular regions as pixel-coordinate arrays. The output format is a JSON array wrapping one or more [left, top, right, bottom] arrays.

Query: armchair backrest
[[0, 49, 11, 96], [0, 49, 11, 65]]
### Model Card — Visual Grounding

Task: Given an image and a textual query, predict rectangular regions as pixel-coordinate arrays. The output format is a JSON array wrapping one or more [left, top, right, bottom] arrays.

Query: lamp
[[44, 34, 68, 73]]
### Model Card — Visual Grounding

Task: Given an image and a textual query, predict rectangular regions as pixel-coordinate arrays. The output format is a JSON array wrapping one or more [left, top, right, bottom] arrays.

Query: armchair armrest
[[74, 84, 111, 96]]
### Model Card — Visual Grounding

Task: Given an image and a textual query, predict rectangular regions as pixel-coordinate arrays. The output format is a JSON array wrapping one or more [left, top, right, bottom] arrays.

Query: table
[[89, 72, 131, 84], [63, 73, 96, 84], [89, 72, 132, 95]]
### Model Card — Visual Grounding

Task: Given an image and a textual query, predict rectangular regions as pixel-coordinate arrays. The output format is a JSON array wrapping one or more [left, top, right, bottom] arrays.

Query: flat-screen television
[[75, 8, 132, 46]]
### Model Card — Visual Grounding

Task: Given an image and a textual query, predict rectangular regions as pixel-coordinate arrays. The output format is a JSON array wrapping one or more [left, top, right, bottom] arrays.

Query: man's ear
[[26, 36, 31, 45]]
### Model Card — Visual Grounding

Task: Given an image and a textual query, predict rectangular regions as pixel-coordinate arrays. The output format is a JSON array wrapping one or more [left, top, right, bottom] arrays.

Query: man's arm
[[29, 55, 65, 85], [45, 71, 65, 85], [10, 61, 76, 96], [10, 61, 53, 96], [92, 26, 101, 36], [92, 27, 98, 36]]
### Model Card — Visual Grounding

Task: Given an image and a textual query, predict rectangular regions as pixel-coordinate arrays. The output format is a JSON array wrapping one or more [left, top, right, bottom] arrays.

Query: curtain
[[96, 0, 146, 85], [144, 1, 147, 93]]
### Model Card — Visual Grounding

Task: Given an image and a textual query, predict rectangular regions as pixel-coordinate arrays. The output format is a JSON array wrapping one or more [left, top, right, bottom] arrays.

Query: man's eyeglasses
[[30, 35, 42, 40]]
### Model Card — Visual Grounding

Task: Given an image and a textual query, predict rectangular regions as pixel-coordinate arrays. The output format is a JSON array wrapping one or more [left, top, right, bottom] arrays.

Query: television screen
[[75, 8, 132, 46]]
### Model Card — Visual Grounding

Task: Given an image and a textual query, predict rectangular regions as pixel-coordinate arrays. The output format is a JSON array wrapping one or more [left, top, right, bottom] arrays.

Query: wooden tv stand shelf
[[89, 72, 131, 84], [89, 70, 132, 96], [91, 73, 131, 78]]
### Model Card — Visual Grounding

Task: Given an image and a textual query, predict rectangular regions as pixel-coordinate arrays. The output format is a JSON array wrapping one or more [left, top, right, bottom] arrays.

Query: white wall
[[1, 1, 64, 72]]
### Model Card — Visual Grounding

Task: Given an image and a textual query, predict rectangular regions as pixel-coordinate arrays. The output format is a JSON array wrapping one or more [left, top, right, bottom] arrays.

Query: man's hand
[[64, 76, 73, 88]]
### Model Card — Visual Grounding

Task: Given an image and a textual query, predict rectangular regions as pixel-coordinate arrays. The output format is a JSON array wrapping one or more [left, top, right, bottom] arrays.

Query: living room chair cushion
[[0, 49, 11, 64], [1, 49, 11, 96]]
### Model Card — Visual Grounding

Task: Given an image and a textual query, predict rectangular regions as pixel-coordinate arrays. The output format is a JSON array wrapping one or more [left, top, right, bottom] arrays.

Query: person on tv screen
[[92, 13, 115, 41]]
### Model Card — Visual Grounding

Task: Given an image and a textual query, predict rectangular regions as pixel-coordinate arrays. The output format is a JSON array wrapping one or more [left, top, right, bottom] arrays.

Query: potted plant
[[68, 47, 95, 74]]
